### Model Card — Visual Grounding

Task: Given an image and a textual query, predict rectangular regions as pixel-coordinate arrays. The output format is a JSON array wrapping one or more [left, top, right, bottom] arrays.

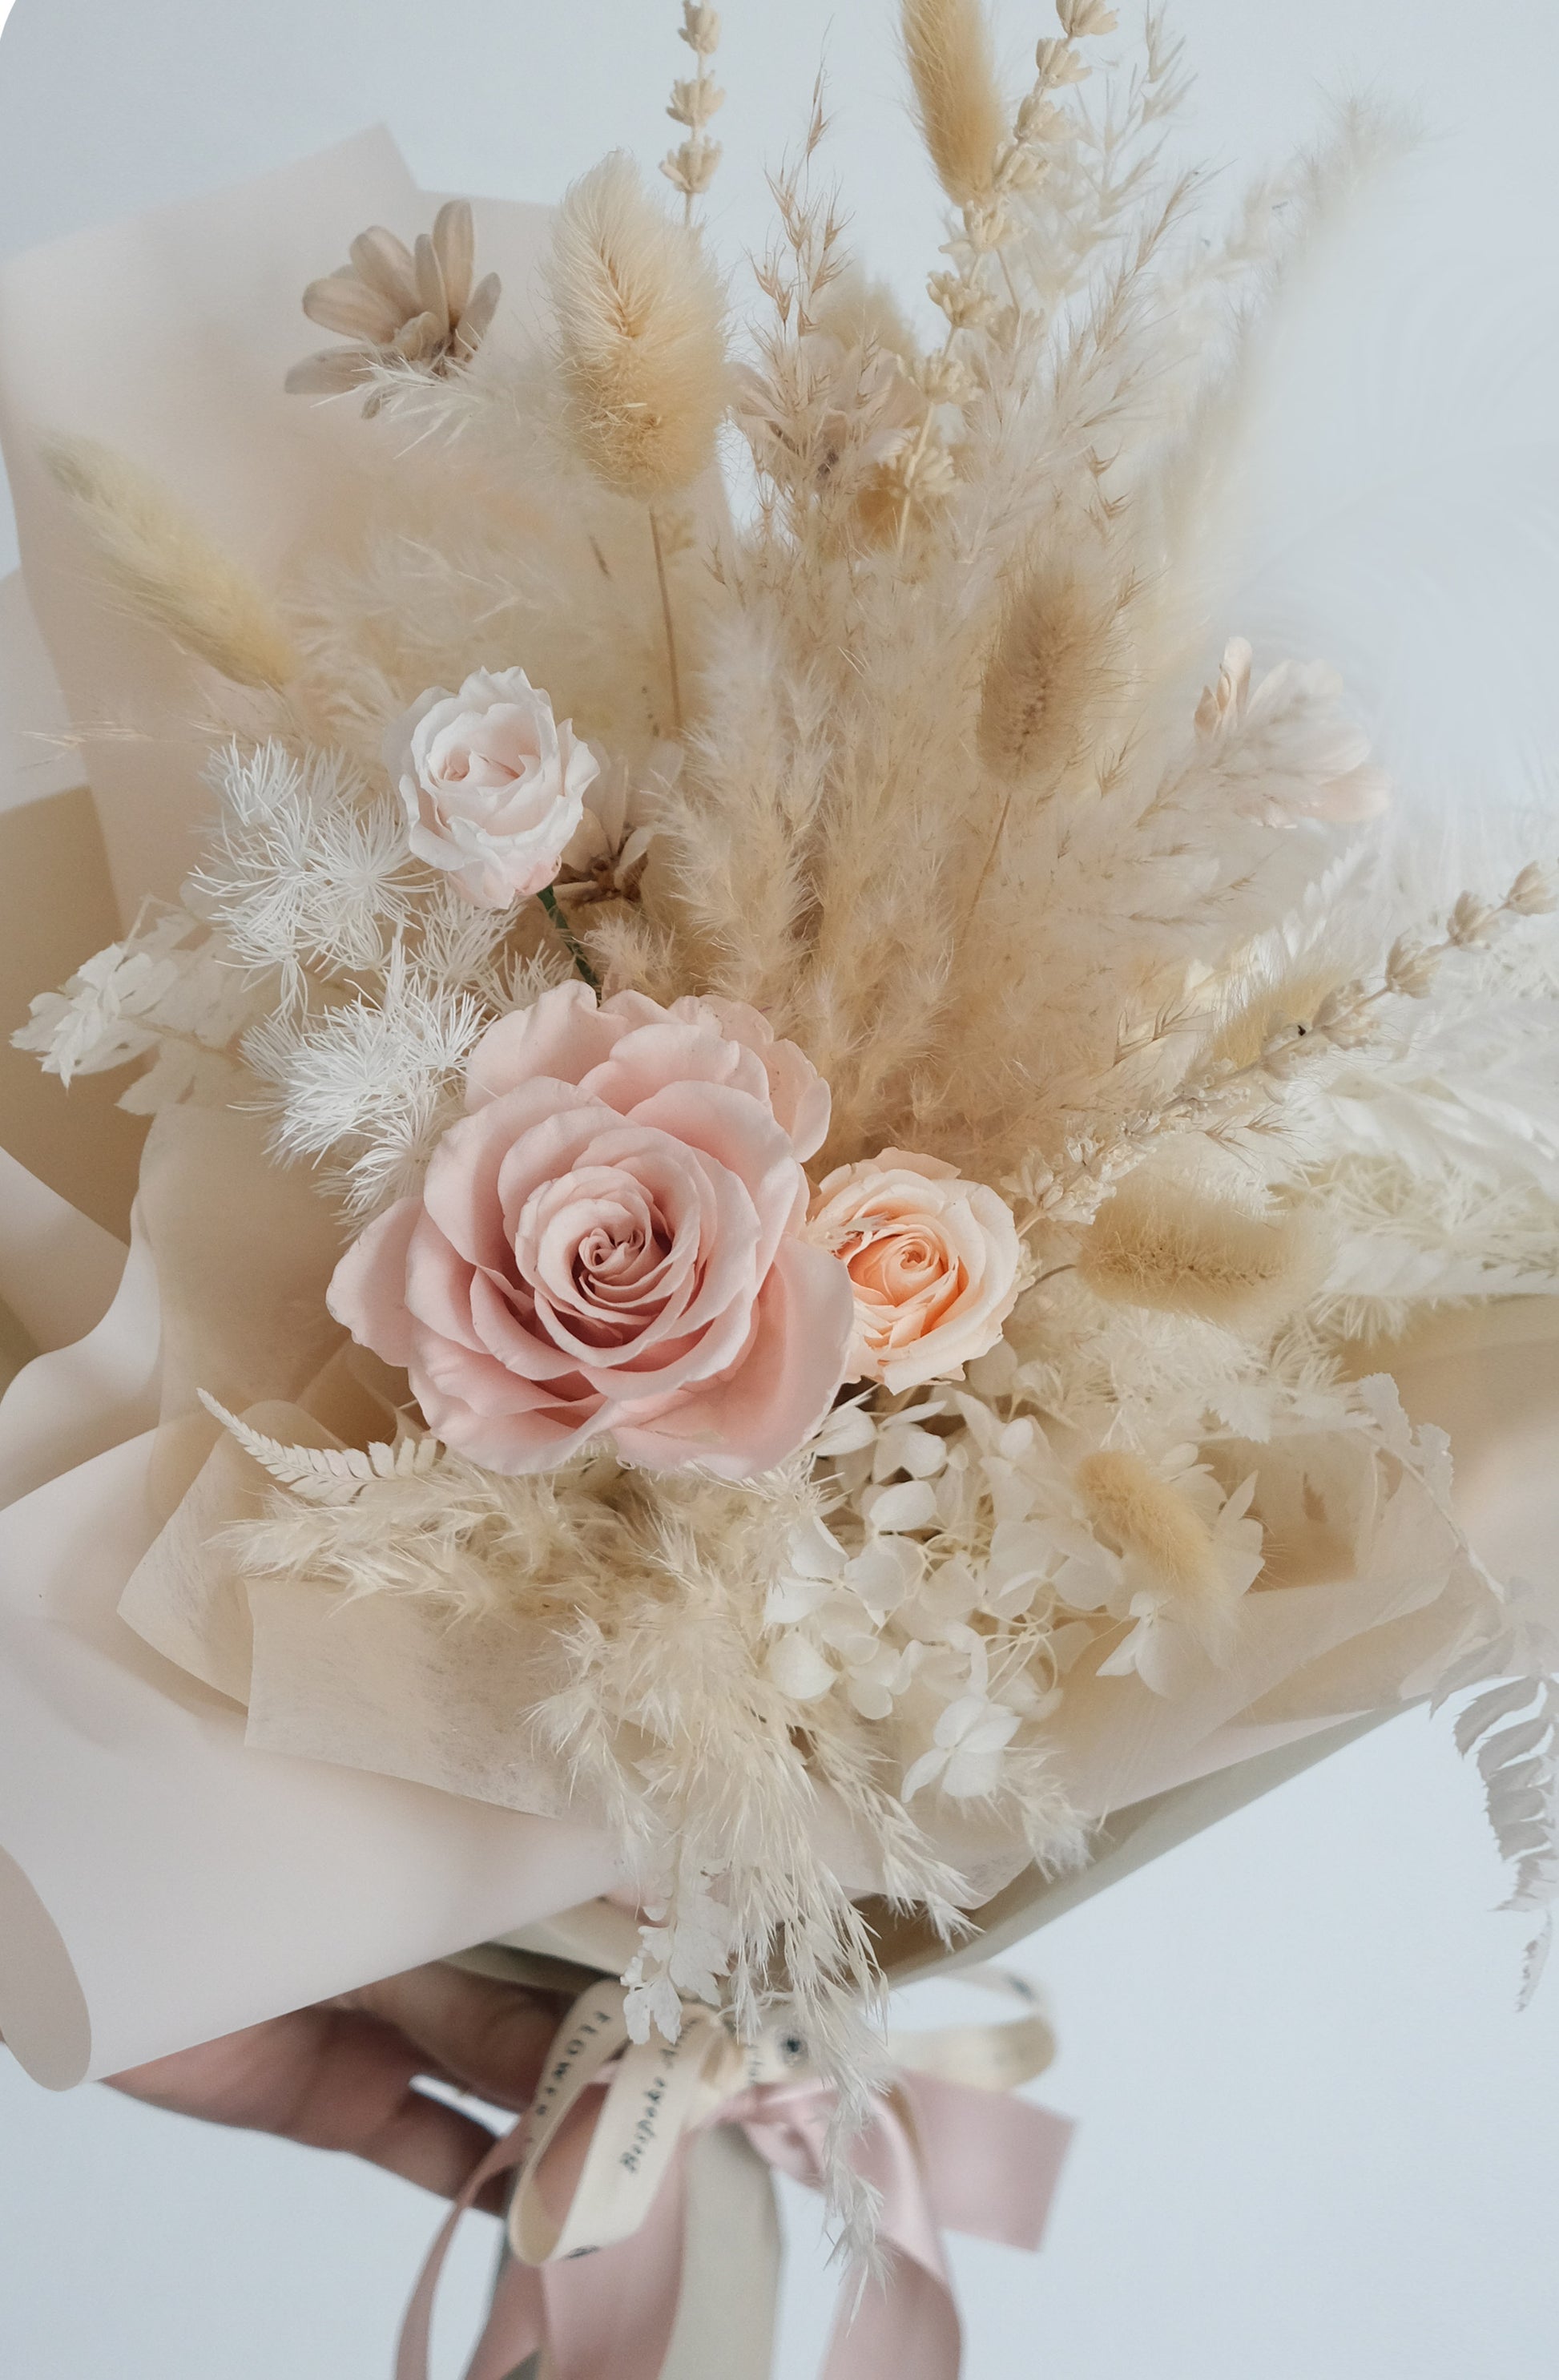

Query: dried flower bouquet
[[18, 0, 1559, 2121]]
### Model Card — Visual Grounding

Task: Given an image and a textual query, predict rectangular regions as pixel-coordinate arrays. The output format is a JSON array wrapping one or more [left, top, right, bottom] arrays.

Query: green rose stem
[[537, 882, 602, 992]]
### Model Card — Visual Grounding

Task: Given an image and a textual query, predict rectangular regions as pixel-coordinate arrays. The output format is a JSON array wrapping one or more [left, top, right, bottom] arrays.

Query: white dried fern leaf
[[1452, 1664, 1559, 2004], [199, 1390, 442, 1505]]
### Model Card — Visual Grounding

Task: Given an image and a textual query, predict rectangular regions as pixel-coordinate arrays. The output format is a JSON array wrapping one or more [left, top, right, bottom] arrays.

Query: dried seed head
[[1447, 891, 1499, 948], [1076, 1451, 1223, 1603], [927, 269, 998, 329], [1384, 935, 1441, 999], [1078, 1171, 1324, 1333], [43, 436, 300, 689], [977, 564, 1121, 785], [1056, 0, 1117, 37], [1505, 862, 1557, 918], [902, 0, 1008, 209], [678, 1, 720, 55], [548, 152, 728, 502]]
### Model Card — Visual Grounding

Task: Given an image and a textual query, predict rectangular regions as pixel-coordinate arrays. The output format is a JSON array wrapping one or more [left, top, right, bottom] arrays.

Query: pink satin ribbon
[[396, 2051, 1073, 2380]]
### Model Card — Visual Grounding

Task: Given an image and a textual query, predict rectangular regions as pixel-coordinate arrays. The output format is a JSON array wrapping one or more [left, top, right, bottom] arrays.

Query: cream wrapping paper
[[0, 139, 625, 2092]]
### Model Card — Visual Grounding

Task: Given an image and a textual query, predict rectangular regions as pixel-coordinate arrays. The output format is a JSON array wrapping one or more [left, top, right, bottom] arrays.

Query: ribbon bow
[[397, 1972, 1073, 2380]]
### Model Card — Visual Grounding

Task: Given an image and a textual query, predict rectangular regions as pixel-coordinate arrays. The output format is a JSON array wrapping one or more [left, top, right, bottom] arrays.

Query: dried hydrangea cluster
[[20, 0, 1559, 2071]]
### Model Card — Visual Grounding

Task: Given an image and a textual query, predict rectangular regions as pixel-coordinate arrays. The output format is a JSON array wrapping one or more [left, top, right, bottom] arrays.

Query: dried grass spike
[[1078, 1172, 1323, 1332], [902, 0, 1007, 208], [1076, 1451, 1219, 1603], [977, 564, 1122, 785], [548, 151, 727, 501], [43, 435, 300, 689]]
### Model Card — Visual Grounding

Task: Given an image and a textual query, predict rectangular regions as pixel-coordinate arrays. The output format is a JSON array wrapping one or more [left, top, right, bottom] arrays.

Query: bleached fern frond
[[1444, 1592, 1559, 2007], [199, 1390, 443, 1505]]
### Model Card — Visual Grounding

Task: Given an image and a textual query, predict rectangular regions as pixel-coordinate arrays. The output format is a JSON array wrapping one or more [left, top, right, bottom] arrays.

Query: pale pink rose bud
[[807, 1149, 1022, 1394], [385, 666, 600, 909], [327, 983, 854, 1478]]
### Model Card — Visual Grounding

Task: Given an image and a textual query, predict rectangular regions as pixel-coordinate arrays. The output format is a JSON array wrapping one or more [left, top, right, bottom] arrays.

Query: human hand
[[106, 1961, 563, 2213]]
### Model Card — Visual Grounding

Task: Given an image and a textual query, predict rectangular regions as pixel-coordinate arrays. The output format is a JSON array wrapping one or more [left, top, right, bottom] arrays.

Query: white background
[[2, 1, 1559, 2374]]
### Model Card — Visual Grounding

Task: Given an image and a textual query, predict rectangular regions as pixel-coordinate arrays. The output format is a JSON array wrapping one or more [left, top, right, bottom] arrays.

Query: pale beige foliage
[[44, 435, 300, 688], [548, 151, 728, 502]]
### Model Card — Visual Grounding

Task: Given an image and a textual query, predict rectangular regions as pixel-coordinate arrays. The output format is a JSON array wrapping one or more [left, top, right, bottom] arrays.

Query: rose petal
[[615, 1237, 854, 1479], [426, 1083, 607, 1265], [466, 983, 631, 1107], [626, 1082, 804, 1275], [326, 1197, 421, 1366]]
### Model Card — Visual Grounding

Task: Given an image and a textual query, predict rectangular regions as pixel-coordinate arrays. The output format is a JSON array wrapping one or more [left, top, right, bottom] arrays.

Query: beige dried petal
[[1384, 936, 1440, 998], [433, 200, 474, 321], [457, 272, 502, 349], [1506, 861, 1558, 917], [1035, 35, 1090, 83], [678, 2, 720, 54], [348, 227, 419, 314], [393, 309, 444, 362], [994, 142, 1048, 195], [928, 269, 996, 329], [302, 272, 404, 345], [1057, 0, 1117, 34], [1448, 892, 1499, 947], [667, 75, 726, 127], [1015, 90, 1061, 141], [284, 346, 378, 395], [414, 232, 449, 332]]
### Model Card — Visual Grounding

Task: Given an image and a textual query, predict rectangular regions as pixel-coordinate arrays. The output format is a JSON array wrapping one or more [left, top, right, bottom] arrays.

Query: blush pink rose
[[386, 665, 600, 908], [327, 983, 854, 1477], [807, 1149, 1022, 1394]]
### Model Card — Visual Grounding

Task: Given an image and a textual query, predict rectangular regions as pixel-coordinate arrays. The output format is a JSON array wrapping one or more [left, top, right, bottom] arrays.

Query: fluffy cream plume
[[901, 0, 1006, 208], [42, 436, 300, 688], [547, 151, 728, 502], [976, 562, 1126, 786], [1077, 1171, 1323, 1332], [1075, 1450, 1226, 1606]]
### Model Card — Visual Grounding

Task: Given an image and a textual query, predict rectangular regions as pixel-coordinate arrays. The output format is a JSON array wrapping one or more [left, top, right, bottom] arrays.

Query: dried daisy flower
[[554, 746, 678, 909], [285, 202, 500, 414]]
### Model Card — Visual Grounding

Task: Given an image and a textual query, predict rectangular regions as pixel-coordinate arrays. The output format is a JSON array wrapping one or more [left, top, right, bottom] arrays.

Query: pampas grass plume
[[902, 0, 1007, 208], [43, 436, 300, 689], [1075, 1450, 1219, 1602], [548, 151, 727, 502], [1078, 1171, 1321, 1332]]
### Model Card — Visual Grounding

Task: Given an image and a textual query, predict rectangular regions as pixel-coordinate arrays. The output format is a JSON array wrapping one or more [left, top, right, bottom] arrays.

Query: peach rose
[[327, 983, 854, 1478], [807, 1150, 1021, 1393], [386, 666, 600, 908]]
